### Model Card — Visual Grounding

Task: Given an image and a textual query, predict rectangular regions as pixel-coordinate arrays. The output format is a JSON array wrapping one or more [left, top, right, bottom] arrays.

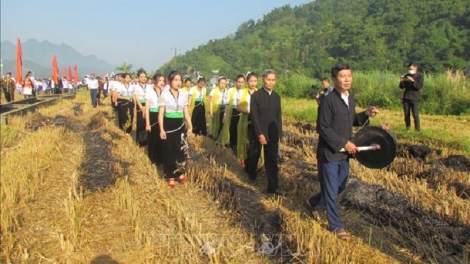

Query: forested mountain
[[159, 0, 470, 78]]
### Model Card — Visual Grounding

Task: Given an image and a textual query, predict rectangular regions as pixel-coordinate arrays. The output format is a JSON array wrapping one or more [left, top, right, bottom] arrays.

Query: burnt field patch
[[277, 124, 470, 263]]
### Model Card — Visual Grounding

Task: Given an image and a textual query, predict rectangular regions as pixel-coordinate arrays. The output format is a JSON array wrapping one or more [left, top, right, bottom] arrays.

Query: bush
[[277, 70, 470, 116], [276, 73, 316, 98]]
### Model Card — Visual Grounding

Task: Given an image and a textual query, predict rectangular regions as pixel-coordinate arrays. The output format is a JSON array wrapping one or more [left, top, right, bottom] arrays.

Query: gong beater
[[340, 126, 398, 169]]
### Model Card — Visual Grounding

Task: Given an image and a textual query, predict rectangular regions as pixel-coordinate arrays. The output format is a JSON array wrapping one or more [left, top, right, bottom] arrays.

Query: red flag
[[16, 38, 22, 85], [52, 54, 59, 84], [73, 64, 79, 85], [52, 55, 58, 83], [68, 66, 72, 81]]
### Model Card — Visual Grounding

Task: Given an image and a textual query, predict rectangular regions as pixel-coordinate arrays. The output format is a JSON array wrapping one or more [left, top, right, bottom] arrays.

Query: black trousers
[[216, 108, 225, 139], [245, 122, 279, 192], [403, 99, 420, 131], [230, 109, 241, 152], [192, 102, 207, 136], [117, 99, 134, 134], [147, 112, 163, 165], [136, 103, 148, 146], [4, 90, 13, 102]]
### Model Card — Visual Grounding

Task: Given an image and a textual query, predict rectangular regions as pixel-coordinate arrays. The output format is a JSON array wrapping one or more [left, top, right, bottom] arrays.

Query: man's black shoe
[[267, 189, 286, 196]]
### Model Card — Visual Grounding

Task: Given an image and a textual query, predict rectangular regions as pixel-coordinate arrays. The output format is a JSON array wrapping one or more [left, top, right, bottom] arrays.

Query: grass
[[282, 97, 470, 155], [276, 70, 470, 116]]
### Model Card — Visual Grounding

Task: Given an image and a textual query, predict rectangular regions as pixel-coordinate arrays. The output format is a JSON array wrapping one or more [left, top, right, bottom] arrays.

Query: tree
[[158, 0, 470, 76], [115, 62, 133, 73]]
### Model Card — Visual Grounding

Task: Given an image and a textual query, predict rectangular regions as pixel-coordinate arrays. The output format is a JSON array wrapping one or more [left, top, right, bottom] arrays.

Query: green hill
[[159, 0, 470, 78]]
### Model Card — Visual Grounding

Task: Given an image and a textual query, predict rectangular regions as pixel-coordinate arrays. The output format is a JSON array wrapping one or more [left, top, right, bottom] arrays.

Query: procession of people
[[89, 63, 388, 240], [99, 69, 285, 194], [0, 63, 391, 241]]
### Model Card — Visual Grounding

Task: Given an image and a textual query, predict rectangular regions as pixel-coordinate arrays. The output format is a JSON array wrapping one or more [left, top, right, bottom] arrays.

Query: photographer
[[315, 77, 334, 104], [399, 62, 423, 131]]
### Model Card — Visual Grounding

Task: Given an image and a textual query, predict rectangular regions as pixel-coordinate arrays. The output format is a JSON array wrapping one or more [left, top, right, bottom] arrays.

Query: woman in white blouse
[[145, 73, 165, 166], [208, 77, 228, 139], [158, 71, 193, 188], [116, 73, 135, 134], [133, 69, 151, 146], [188, 77, 207, 136]]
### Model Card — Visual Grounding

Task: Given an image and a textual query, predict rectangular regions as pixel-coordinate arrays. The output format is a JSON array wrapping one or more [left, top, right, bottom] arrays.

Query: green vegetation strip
[[282, 98, 470, 155]]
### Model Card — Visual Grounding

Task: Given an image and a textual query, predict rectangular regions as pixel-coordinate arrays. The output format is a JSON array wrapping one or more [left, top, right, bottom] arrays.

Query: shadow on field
[[78, 112, 129, 194], [90, 255, 120, 264], [189, 138, 289, 260], [73, 102, 84, 116]]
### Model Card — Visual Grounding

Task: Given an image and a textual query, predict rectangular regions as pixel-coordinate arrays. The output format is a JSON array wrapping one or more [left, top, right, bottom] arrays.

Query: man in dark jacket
[[399, 62, 423, 131], [316, 77, 334, 103], [305, 62, 380, 240], [246, 69, 284, 196]]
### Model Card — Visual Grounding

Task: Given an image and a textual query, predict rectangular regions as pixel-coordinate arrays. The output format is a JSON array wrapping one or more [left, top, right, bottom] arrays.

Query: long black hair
[[137, 69, 147, 77], [153, 73, 164, 83]]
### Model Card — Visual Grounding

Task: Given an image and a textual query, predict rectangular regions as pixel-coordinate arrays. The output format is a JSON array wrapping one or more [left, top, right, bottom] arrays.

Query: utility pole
[[172, 47, 181, 58], [0, 58, 3, 77]]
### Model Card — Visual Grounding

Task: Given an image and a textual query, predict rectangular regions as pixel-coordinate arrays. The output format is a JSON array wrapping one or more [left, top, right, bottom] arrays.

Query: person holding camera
[[399, 62, 423, 132], [314, 77, 334, 104]]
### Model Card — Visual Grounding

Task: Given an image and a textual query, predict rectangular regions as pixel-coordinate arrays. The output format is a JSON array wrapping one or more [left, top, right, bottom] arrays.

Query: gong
[[341, 126, 398, 169]]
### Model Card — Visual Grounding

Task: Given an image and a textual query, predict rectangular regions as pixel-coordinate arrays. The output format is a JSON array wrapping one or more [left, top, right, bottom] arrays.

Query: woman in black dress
[[158, 71, 193, 188]]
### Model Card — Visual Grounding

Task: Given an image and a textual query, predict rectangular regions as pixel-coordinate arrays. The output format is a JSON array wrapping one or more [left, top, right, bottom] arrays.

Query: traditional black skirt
[[136, 101, 148, 146], [162, 117, 188, 179], [117, 98, 134, 134], [216, 107, 225, 139], [191, 101, 207, 136], [230, 108, 241, 150], [147, 111, 163, 165]]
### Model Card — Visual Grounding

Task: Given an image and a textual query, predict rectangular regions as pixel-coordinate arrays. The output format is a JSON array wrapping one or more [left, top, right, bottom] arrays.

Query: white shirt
[[340, 90, 349, 108], [87, 78, 99, 89], [159, 89, 189, 113], [30, 76, 38, 88], [108, 80, 116, 91], [188, 86, 206, 101], [103, 82, 109, 90], [145, 86, 161, 109], [162, 84, 170, 93], [111, 81, 123, 93], [117, 83, 135, 97], [263, 87, 272, 95], [209, 88, 229, 105], [225, 87, 242, 106], [133, 83, 149, 101]]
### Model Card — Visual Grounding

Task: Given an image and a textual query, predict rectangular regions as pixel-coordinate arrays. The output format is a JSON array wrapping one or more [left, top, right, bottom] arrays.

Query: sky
[[1, 0, 309, 71]]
